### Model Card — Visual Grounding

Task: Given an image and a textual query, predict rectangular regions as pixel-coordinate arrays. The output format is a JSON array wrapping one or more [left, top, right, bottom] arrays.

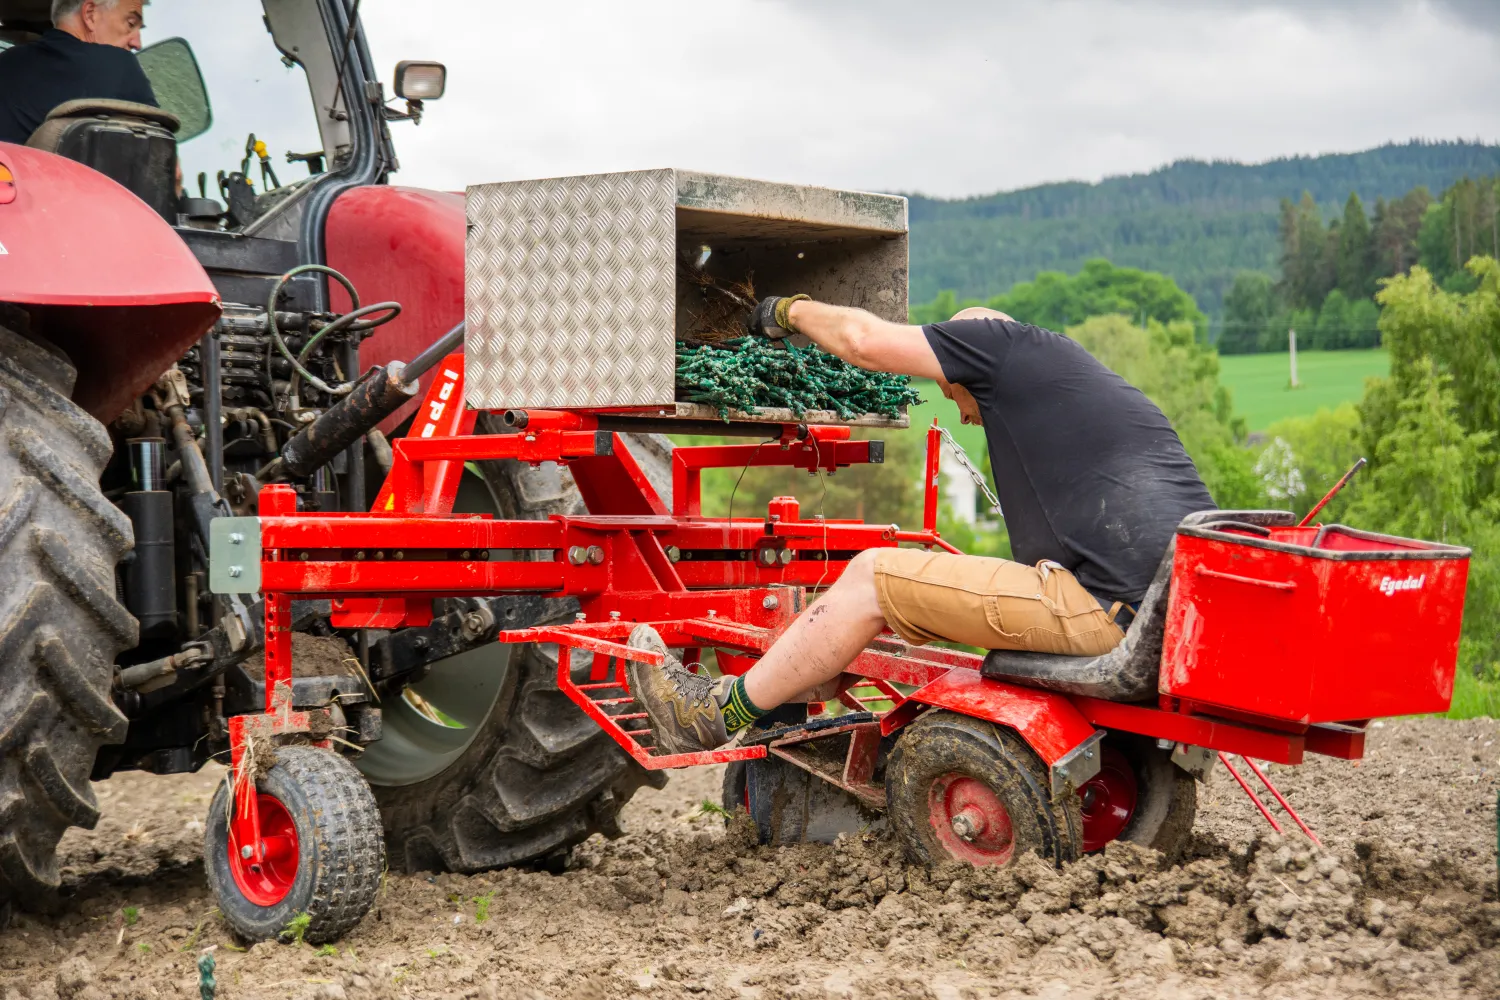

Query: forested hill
[[906, 140, 1500, 319]]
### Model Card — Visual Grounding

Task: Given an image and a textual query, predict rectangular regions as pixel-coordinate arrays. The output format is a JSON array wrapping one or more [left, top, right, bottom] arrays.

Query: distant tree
[[1280, 191, 1334, 309], [1372, 187, 1431, 277], [1313, 289, 1352, 350], [1220, 272, 1275, 354], [990, 259, 1207, 337], [1336, 193, 1375, 299], [909, 259, 1207, 339]]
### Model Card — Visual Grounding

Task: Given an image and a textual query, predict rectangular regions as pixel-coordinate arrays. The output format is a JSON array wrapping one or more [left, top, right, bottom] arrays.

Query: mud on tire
[[1107, 733, 1197, 859], [368, 419, 671, 873], [885, 711, 1081, 868], [0, 325, 135, 906]]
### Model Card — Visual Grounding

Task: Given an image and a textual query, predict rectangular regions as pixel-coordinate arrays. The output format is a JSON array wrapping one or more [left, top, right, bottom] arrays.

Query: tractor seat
[[27, 99, 180, 222], [980, 510, 1295, 702]]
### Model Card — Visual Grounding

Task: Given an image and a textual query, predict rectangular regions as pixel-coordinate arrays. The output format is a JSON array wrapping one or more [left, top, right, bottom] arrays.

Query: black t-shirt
[[924, 318, 1216, 602], [0, 29, 157, 144]]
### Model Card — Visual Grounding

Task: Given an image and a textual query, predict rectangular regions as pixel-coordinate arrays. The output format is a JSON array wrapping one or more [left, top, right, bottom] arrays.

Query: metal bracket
[[210, 517, 262, 594], [1049, 728, 1105, 798], [1170, 742, 1216, 781]]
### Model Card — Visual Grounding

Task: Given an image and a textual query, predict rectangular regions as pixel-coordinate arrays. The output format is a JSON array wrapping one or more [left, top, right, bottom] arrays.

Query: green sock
[[722, 676, 768, 733]]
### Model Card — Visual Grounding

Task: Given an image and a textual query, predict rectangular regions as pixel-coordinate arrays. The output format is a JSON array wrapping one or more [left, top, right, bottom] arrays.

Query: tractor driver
[[626, 297, 1216, 754], [0, 0, 156, 145]]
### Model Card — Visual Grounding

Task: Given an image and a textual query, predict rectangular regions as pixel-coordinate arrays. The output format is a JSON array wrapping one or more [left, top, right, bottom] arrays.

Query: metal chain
[[937, 425, 1002, 514]]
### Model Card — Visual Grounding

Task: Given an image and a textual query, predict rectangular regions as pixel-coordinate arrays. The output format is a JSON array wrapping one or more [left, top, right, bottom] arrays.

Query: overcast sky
[[149, 1, 1500, 200]]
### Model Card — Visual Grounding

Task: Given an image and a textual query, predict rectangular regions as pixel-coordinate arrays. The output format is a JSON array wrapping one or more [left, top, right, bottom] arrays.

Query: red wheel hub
[[228, 793, 299, 906], [928, 772, 1015, 866], [1077, 746, 1138, 852]]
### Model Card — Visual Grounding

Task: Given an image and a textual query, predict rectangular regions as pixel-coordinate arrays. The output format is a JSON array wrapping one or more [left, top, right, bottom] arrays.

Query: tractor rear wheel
[[0, 324, 135, 907], [361, 418, 671, 872]]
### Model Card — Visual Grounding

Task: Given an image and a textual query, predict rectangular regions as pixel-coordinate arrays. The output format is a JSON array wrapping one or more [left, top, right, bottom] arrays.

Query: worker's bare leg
[[739, 549, 886, 711]]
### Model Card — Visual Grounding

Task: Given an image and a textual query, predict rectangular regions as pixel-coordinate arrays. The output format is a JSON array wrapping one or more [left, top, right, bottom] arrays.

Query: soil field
[[4, 715, 1496, 999]]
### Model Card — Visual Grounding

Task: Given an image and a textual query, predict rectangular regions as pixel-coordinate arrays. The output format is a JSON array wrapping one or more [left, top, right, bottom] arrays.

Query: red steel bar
[[1241, 755, 1322, 845], [1218, 752, 1283, 834]]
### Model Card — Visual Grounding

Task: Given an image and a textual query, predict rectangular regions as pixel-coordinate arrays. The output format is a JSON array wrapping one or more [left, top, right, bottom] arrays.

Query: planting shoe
[[625, 624, 728, 754]]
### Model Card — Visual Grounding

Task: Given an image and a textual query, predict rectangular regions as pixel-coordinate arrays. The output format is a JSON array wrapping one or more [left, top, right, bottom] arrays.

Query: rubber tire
[[885, 711, 1081, 867], [205, 747, 385, 944], [0, 326, 134, 907], [370, 418, 671, 873], [1109, 733, 1197, 859]]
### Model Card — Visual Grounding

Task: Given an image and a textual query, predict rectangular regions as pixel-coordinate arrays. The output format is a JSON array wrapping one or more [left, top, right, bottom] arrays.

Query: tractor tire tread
[[0, 325, 135, 905], [371, 421, 671, 873]]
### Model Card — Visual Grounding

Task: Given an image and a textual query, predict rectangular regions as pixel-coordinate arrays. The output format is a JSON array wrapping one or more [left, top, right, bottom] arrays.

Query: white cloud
[[149, 0, 1500, 200]]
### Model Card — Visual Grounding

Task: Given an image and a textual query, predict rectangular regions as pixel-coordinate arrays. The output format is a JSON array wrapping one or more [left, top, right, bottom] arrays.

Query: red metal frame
[[225, 353, 1368, 862]]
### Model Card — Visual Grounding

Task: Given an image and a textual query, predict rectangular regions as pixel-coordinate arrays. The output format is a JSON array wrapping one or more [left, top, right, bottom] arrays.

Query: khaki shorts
[[873, 549, 1125, 656]]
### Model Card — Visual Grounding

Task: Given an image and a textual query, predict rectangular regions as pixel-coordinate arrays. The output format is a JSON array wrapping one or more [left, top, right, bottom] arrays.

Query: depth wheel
[[205, 747, 385, 944], [1077, 733, 1196, 858], [885, 711, 1080, 867]]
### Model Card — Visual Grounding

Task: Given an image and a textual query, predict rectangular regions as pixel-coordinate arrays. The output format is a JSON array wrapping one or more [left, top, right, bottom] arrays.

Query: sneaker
[[624, 624, 728, 754]]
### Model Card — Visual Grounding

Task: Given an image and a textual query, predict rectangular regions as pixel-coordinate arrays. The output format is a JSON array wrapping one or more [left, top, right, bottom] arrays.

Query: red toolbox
[[1161, 521, 1471, 725]]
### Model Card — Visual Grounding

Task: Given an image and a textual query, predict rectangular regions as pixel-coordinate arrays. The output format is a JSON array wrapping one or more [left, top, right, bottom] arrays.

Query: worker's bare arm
[[785, 300, 944, 381]]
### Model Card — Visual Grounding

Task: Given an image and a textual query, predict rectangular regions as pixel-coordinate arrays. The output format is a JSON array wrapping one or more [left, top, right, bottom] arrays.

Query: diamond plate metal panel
[[465, 169, 908, 413], [465, 169, 678, 410]]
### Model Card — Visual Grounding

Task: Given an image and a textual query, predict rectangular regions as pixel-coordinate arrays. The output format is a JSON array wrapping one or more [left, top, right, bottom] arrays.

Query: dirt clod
[[3, 716, 1495, 998]]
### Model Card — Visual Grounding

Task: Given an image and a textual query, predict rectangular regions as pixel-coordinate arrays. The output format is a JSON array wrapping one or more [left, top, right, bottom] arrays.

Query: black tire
[[205, 747, 384, 944], [1108, 734, 1197, 859], [724, 754, 876, 846], [368, 419, 671, 873], [885, 711, 1081, 868], [0, 325, 134, 906]]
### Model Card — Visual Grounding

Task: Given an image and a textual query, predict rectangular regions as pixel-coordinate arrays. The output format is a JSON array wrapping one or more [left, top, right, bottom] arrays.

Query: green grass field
[[1218, 349, 1389, 431]]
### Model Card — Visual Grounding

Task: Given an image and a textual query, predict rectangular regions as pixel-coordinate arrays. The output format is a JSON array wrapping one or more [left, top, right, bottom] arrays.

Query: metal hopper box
[[463, 168, 910, 426]]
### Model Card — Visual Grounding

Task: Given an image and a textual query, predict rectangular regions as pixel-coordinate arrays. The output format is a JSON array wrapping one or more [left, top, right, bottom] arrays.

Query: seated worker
[[0, 0, 155, 145], [628, 297, 1216, 753]]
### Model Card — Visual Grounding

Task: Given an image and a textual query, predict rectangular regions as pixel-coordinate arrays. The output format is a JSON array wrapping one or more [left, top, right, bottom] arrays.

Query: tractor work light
[[394, 61, 447, 101]]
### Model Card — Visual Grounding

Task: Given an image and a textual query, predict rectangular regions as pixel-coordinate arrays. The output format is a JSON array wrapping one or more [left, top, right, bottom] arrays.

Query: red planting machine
[[205, 169, 1470, 942]]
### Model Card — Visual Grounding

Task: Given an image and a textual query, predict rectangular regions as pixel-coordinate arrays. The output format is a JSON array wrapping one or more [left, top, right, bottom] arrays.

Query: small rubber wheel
[[885, 711, 1080, 867], [1076, 733, 1196, 858], [205, 747, 385, 944]]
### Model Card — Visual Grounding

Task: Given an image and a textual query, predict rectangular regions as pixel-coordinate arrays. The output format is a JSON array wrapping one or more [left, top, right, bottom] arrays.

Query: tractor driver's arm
[[749, 296, 943, 380]]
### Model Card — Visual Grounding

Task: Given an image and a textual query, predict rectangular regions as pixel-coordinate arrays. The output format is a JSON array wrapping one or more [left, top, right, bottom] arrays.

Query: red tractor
[[0, 0, 1472, 948], [0, 0, 674, 916]]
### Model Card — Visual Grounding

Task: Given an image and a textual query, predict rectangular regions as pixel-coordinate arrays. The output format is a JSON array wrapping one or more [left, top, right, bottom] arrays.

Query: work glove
[[748, 294, 810, 340]]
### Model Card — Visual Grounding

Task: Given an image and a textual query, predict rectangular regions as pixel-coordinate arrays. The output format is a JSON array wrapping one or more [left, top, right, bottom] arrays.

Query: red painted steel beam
[[1073, 695, 1305, 764]]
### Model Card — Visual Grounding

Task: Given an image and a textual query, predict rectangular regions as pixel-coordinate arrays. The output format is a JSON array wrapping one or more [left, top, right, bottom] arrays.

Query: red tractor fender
[[883, 666, 1104, 795], [0, 142, 220, 422], [324, 185, 465, 433]]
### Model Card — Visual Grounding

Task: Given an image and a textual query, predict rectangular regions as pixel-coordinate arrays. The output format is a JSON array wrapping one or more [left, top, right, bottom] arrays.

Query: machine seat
[[979, 510, 1295, 702]]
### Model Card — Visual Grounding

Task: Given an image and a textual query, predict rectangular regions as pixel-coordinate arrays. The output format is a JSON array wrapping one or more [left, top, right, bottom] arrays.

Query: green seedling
[[136, 941, 151, 954], [698, 799, 730, 818], [282, 911, 312, 946], [122, 905, 140, 926], [316, 944, 338, 957], [473, 893, 493, 923]]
